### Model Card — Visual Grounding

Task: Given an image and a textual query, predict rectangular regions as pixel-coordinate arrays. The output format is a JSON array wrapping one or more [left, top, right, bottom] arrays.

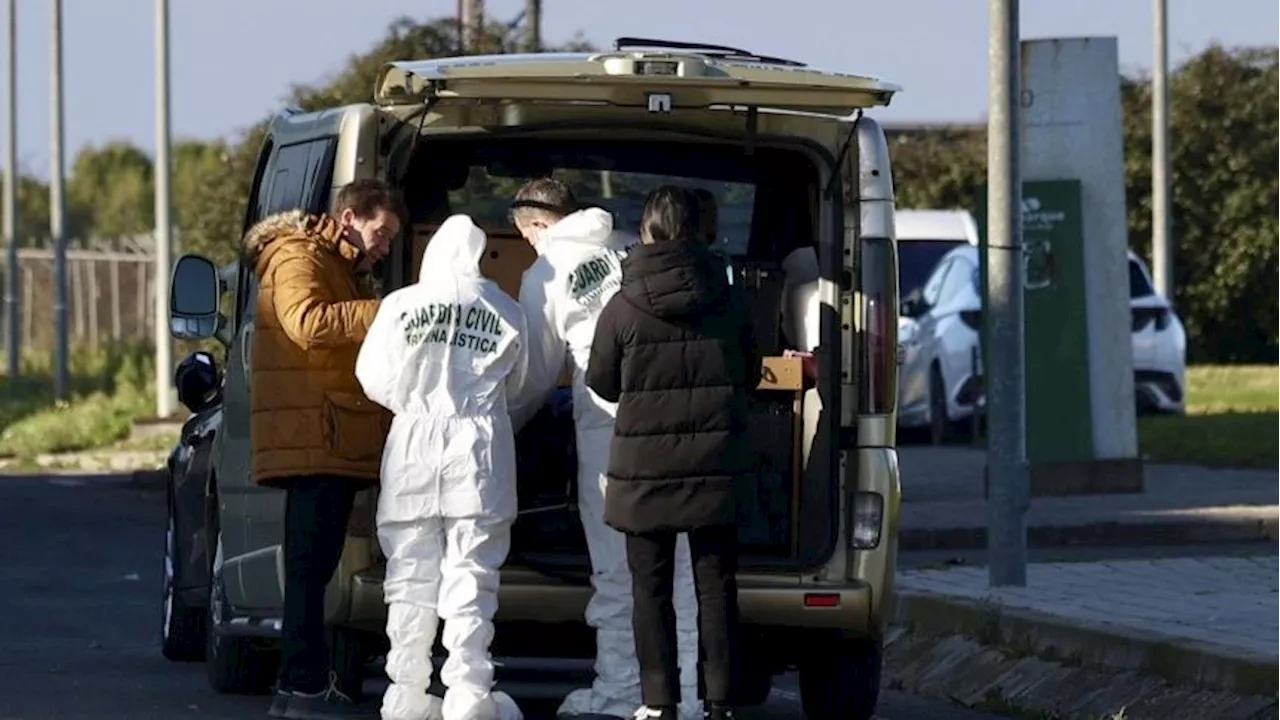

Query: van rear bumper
[[350, 566, 872, 633]]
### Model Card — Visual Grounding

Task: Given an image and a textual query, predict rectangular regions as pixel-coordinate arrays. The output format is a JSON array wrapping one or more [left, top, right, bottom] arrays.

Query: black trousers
[[277, 476, 357, 694], [625, 524, 740, 707]]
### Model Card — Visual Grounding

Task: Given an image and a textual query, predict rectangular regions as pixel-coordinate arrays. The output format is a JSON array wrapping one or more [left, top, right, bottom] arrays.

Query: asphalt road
[[0, 473, 1007, 720]]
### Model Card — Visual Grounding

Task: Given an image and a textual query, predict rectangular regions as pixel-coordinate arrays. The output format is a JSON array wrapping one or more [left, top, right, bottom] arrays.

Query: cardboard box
[[411, 224, 536, 301], [756, 356, 804, 392]]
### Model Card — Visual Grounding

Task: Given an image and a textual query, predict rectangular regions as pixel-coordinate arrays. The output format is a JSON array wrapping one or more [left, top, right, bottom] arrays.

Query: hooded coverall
[[508, 208, 703, 719], [356, 215, 528, 720]]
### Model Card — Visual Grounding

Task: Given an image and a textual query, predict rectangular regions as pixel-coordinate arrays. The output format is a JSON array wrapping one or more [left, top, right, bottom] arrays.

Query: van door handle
[[239, 324, 253, 370]]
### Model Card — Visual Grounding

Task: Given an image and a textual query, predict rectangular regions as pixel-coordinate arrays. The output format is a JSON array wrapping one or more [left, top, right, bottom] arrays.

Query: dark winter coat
[[586, 240, 761, 534]]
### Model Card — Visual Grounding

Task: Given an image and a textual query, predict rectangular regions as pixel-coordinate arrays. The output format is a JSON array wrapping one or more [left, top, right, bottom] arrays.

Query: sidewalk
[[898, 446, 1278, 550], [892, 555, 1278, 716]]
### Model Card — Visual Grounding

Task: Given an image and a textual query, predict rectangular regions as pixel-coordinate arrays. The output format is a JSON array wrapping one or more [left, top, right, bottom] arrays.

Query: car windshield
[[898, 240, 966, 301], [1129, 258, 1155, 298]]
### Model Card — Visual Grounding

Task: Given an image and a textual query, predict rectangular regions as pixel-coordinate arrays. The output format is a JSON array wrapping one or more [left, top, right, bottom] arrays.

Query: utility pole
[[154, 0, 173, 418], [522, 0, 541, 53], [985, 0, 1028, 588], [50, 0, 68, 399], [460, 0, 483, 53], [1151, 0, 1172, 298], [3, 0, 16, 378]]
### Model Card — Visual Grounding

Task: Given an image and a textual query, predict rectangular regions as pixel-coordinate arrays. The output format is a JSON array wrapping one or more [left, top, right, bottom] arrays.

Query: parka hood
[[242, 210, 362, 267], [619, 240, 730, 319]]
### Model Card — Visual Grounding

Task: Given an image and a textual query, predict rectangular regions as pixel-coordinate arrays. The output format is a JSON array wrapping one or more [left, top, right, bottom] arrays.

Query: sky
[[4, 0, 1277, 177]]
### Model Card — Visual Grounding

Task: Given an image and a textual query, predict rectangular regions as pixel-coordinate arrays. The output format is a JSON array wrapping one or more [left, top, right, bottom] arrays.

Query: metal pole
[[985, 0, 1028, 588], [154, 0, 173, 417], [1151, 0, 1172, 298], [523, 0, 541, 53], [50, 0, 67, 398], [2, 0, 16, 377]]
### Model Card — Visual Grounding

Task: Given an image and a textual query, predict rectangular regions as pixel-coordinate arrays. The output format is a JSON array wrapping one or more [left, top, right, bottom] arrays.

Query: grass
[[0, 343, 156, 460], [1136, 365, 1277, 469]]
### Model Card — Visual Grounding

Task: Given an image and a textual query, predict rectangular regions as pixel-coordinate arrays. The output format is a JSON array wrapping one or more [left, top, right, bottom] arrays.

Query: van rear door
[[375, 48, 899, 116]]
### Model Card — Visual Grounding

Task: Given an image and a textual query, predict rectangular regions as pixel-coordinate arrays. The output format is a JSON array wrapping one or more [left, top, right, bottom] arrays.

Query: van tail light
[[859, 237, 897, 415], [849, 491, 884, 549], [959, 310, 982, 332]]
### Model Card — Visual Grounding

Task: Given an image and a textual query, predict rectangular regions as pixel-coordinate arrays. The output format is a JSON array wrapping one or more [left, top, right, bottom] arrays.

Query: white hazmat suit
[[356, 215, 528, 720], [508, 208, 703, 719]]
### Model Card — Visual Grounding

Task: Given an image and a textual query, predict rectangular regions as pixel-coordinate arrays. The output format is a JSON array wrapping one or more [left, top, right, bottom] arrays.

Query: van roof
[[895, 209, 979, 244], [375, 48, 900, 116]]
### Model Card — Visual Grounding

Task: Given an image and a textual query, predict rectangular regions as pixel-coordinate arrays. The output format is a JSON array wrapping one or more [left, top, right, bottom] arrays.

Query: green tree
[[66, 141, 154, 240]]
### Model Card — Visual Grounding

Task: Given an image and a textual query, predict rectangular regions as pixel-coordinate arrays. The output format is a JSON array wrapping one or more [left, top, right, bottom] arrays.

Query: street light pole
[[50, 0, 68, 399], [985, 0, 1028, 588], [154, 0, 173, 418], [1151, 0, 1172, 298], [3, 0, 17, 378]]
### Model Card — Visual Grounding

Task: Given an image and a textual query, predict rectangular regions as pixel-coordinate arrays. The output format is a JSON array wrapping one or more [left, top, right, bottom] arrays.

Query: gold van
[[164, 38, 903, 720]]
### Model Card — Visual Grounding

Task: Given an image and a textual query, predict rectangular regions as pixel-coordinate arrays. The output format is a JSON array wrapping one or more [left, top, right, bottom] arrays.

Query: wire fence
[[0, 237, 159, 358]]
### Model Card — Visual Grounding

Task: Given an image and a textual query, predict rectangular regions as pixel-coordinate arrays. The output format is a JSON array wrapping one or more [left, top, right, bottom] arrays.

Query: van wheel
[[161, 491, 207, 661], [929, 364, 950, 445], [206, 531, 277, 695], [798, 636, 881, 720]]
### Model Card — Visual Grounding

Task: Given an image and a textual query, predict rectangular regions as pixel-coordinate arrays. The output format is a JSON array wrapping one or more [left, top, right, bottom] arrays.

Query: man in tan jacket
[[242, 179, 402, 719]]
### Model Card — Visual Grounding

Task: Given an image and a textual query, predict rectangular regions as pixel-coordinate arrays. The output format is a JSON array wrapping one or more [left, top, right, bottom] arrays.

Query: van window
[[406, 139, 819, 262]]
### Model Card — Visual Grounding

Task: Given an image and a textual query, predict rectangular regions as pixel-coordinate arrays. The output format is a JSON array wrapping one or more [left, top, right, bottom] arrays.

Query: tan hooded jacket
[[243, 210, 390, 487]]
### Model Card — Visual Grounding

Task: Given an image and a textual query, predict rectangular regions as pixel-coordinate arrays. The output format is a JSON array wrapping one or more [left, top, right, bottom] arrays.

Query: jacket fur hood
[[242, 210, 360, 266]]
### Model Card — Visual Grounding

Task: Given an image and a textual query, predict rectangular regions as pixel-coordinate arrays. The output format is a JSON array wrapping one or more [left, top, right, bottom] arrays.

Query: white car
[[897, 246, 1186, 441], [895, 209, 979, 306]]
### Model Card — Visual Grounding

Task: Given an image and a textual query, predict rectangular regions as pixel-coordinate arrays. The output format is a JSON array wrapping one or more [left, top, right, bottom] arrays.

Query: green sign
[[976, 179, 1095, 463]]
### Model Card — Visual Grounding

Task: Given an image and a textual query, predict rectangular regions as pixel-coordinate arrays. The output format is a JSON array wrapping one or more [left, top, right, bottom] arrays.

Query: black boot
[[703, 701, 737, 720]]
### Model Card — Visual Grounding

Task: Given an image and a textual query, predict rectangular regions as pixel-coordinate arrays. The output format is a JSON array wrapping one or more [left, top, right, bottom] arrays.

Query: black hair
[[510, 177, 578, 225], [640, 185, 699, 244]]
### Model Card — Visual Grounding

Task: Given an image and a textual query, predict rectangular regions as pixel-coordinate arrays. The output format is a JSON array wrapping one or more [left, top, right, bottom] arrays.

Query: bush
[[0, 343, 156, 458]]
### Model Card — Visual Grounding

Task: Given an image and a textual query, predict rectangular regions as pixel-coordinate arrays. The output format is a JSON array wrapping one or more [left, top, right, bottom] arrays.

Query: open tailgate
[[375, 51, 900, 115]]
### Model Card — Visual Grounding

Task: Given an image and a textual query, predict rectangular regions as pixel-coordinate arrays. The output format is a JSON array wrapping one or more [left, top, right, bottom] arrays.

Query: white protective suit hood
[[356, 214, 528, 720], [421, 214, 485, 282]]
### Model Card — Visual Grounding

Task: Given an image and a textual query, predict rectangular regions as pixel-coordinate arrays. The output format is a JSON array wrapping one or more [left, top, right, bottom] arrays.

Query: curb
[[894, 589, 1279, 698], [900, 513, 1280, 551]]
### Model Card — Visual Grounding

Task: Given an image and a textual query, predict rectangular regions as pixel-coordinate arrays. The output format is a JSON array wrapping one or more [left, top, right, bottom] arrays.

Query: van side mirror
[[169, 255, 222, 341]]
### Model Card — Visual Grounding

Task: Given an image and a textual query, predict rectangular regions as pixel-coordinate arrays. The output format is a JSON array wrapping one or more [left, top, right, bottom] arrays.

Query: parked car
[[158, 38, 906, 720], [160, 351, 224, 663], [894, 209, 979, 303], [897, 247, 1185, 442]]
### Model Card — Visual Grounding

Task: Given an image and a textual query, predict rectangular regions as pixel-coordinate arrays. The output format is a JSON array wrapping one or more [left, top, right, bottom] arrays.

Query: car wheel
[[328, 627, 367, 702], [205, 529, 278, 695], [161, 493, 208, 662], [929, 364, 950, 445], [798, 636, 881, 720]]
